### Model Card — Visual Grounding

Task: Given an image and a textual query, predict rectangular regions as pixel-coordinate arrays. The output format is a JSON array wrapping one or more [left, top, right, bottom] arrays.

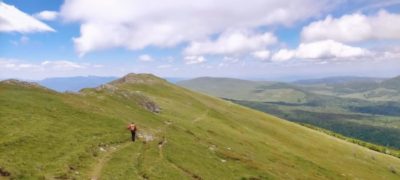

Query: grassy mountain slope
[[231, 99, 400, 149], [1, 75, 400, 179], [178, 77, 400, 149]]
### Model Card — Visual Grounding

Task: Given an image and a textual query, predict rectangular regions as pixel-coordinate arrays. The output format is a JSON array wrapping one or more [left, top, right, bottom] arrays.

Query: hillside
[[178, 77, 400, 149], [294, 76, 386, 85], [1, 74, 400, 179]]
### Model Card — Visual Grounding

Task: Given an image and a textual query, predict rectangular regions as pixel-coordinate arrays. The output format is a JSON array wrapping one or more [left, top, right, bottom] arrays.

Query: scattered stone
[[95, 84, 118, 92], [158, 137, 167, 148], [99, 147, 106, 152], [389, 166, 397, 174], [209, 145, 216, 151], [220, 159, 227, 163], [144, 134, 154, 142], [138, 132, 154, 142], [139, 98, 161, 113], [0, 167, 10, 177]]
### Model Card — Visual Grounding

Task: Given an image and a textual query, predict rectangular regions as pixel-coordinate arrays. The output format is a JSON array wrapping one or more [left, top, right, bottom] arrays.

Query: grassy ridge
[[1, 75, 400, 179]]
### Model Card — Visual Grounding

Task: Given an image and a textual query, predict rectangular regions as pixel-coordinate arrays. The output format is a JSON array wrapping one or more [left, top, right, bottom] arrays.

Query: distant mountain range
[[297, 76, 400, 101], [179, 75, 400, 102]]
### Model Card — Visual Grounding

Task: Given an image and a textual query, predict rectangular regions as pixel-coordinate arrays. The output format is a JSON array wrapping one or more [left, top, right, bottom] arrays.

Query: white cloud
[[60, 0, 333, 55], [301, 10, 400, 43], [0, 59, 108, 80], [184, 56, 206, 65], [0, 59, 40, 70], [0, 2, 55, 33], [184, 30, 277, 56], [252, 50, 271, 60], [138, 54, 154, 62], [41, 60, 85, 70], [34, 11, 59, 21], [0, 59, 102, 71], [271, 49, 295, 62], [272, 40, 370, 61], [381, 46, 400, 59], [297, 40, 369, 59]]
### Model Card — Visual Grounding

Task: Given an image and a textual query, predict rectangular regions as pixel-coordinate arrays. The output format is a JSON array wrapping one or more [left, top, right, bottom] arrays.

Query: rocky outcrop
[[139, 97, 161, 113], [110, 73, 166, 85]]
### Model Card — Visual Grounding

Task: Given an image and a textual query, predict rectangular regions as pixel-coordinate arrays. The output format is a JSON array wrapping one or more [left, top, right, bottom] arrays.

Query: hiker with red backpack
[[127, 122, 137, 142]]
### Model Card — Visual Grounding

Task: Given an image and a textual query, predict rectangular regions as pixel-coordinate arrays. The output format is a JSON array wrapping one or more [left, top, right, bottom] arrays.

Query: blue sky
[[1, 0, 400, 80]]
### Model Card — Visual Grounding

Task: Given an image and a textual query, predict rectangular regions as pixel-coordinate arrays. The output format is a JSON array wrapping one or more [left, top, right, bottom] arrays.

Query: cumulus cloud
[[184, 30, 277, 56], [60, 0, 333, 55], [252, 50, 271, 60], [0, 2, 55, 33], [138, 54, 154, 62], [33, 11, 59, 21], [271, 40, 370, 61], [184, 56, 206, 65], [301, 10, 400, 43], [41, 61, 85, 70], [271, 49, 296, 62]]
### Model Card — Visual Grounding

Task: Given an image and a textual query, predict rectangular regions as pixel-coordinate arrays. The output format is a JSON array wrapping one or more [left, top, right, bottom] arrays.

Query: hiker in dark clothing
[[127, 122, 137, 142]]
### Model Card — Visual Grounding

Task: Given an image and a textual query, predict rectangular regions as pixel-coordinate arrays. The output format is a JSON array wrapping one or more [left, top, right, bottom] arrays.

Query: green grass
[[1, 74, 400, 179], [231, 99, 400, 150], [179, 77, 400, 150]]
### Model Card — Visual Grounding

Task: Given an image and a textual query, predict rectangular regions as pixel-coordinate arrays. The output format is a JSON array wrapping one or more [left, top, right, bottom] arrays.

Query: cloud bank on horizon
[[0, 0, 400, 79]]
